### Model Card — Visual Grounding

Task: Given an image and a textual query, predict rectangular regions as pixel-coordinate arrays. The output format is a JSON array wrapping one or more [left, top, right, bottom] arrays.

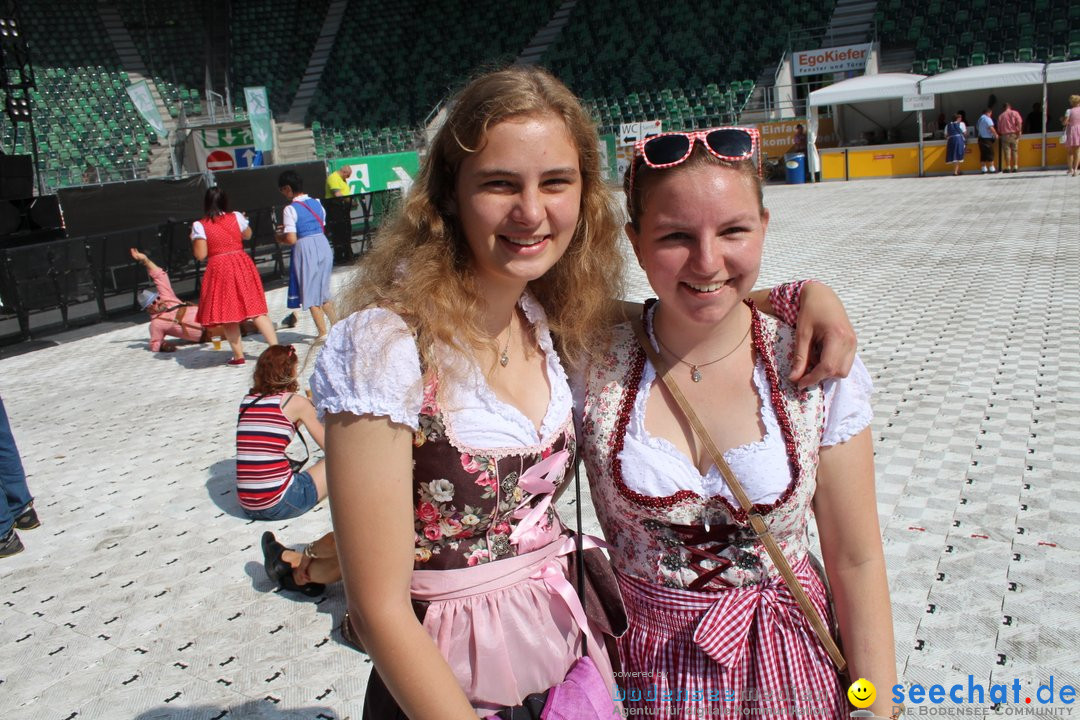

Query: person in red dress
[[192, 187, 278, 365]]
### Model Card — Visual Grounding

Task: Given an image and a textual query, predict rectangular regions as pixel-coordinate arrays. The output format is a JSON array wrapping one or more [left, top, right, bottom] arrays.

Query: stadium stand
[[306, 0, 561, 158], [540, 0, 837, 134], [875, 0, 1080, 73], [7, 0, 1078, 196], [115, 1, 204, 118], [0, 1, 157, 189], [229, 0, 330, 116]]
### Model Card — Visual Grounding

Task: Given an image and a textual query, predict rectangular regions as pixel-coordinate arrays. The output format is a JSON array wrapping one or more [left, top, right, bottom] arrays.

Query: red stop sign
[[206, 150, 234, 171]]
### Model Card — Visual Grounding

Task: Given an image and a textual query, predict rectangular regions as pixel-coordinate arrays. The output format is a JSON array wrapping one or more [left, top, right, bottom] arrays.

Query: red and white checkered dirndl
[[613, 557, 847, 719]]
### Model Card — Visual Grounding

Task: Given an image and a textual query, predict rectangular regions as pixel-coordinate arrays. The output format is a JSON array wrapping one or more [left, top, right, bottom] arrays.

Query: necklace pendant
[[691, 366, 702, 383], [499, 352, 509, 367]]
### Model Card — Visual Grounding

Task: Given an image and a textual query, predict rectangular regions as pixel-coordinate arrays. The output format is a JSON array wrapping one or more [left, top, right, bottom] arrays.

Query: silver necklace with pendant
[[653, 321, 752, 382], [499, 319, 511, 367]]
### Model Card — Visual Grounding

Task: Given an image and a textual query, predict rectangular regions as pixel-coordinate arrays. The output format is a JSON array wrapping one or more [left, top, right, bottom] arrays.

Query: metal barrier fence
[[0, 191, 399, 344]]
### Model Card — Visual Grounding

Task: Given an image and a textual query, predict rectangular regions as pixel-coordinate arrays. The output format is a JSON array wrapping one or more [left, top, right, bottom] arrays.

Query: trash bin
[[784, 153, 806, 184]]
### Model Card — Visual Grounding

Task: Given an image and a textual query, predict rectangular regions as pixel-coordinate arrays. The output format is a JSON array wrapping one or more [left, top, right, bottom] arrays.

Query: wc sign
[[328, 151, 419, 194]]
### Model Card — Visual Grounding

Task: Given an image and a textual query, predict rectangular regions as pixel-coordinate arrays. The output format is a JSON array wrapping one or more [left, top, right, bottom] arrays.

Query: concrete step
[[515, 0, 577, 66], [285, 0, 348, 126]]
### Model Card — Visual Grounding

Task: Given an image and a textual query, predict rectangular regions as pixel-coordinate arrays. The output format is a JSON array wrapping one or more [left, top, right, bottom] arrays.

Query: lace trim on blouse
[[310, 294, 574, 451], [619, 302, 873, 503]]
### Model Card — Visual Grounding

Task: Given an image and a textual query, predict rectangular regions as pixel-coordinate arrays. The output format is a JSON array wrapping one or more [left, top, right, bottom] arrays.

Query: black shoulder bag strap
[[238, 393, 310, 466]]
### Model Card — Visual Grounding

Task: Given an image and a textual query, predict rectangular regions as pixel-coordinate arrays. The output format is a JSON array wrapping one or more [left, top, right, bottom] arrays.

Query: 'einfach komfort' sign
[[793, 43, 872, 76]]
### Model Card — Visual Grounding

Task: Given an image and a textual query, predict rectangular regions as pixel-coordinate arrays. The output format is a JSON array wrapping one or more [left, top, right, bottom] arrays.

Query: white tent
[[806, 74, 925, 176], [808, 73, 925, 107], [806, 61, 1080, 178], [919, 63, 1072, 167], [918, 63, 1046, 94], [1046, 61, 1080, 84]]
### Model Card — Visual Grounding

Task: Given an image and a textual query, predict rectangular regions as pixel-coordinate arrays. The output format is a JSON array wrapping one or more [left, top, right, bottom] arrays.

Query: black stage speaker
[[0, 154, 33, 200], [0, 195, 63, 243]]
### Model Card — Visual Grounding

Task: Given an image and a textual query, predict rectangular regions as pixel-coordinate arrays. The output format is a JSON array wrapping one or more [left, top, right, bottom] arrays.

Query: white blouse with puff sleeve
[[310, 294, 574, 452]]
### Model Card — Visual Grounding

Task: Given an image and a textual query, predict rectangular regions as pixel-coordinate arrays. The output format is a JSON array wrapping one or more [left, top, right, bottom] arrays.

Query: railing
[[0, 192, 401, 344]]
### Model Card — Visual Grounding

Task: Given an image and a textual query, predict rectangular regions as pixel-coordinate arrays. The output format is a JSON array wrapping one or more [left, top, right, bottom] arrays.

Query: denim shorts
[[243, 471, 319, 521]]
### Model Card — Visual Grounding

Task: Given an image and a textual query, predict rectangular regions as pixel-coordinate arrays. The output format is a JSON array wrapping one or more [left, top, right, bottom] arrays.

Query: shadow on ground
[[207, 458, 247, 518], [131, 699, 339, 719]]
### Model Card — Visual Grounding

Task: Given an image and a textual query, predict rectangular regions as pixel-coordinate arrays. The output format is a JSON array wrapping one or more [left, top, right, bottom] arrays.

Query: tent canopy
[[919, 63, 1044, 93], [1047, 60, 1080, 84], [809, 73, 925, 107]]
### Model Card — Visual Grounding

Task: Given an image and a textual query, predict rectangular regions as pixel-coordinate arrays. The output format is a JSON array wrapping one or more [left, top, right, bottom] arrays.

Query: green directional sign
[[243, 86, 274, 152], [328, 151, 420, 194], [199, 126, 254, 148]]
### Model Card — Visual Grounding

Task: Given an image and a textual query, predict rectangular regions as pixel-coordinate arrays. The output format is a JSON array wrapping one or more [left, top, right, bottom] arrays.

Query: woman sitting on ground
[[236, 345, 326, 520]]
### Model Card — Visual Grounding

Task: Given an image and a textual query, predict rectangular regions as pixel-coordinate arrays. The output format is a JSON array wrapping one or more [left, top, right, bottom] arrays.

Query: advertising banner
[[757, 118, 837, 157], [599, 134, 618, 182], [190, 124, 264, 173], [327, 152, 420, 195], [243, 86, 274, 152], [793, 44, 872, 76], [126, 80, 167, 137]]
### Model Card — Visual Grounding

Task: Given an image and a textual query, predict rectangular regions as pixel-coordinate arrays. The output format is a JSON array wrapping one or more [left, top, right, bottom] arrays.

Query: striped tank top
[[236, 393, 297, 510]]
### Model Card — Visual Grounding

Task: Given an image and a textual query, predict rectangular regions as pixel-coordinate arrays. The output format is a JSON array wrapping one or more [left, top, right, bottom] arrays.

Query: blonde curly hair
[[338, 65, 623, 372]]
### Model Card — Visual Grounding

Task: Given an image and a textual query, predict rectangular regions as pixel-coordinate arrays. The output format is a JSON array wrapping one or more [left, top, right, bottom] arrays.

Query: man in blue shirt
[[976, 107, 998, 174]]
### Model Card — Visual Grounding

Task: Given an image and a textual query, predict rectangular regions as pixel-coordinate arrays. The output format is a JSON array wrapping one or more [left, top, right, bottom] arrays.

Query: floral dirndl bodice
[[411, 369, 577, 571], [580, 302, 827, 591]]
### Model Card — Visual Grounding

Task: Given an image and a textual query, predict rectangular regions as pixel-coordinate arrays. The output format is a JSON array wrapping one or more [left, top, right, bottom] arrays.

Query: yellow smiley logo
[[847, 678, 877, 709]]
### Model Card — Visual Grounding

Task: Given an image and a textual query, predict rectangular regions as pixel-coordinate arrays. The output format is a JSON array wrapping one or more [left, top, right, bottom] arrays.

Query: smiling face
[[847, 678, 877, 709], [626, 160, 767, 330], [454, 113, 582, 296]]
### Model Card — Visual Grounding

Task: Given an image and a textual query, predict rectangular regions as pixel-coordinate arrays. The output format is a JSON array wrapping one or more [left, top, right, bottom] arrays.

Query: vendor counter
[[819, 134, 1069, 180]]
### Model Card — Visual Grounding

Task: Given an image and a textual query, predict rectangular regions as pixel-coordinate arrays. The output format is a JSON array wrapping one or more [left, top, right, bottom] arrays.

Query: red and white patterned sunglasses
[[629, 127, 762, 196]]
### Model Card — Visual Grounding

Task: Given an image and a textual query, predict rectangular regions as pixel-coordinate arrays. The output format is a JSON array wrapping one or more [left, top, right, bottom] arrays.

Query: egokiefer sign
[[793, 43, 872, 76]]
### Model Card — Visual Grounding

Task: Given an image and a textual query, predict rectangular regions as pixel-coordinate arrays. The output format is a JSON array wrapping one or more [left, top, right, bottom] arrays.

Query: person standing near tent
[[945, 111, 968, 176], [976, 107, 998, 174], [1063, 95, 1080, 177], [996, 102, 1023, 173]]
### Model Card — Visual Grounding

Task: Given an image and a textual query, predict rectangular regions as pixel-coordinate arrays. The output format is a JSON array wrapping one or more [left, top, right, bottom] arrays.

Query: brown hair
[[1070, 94, 1080, 108], [624, 144, 764, 231], [250, 345, 300, 395], [337, 65, 623, 370], [203, 187, 229, 220]]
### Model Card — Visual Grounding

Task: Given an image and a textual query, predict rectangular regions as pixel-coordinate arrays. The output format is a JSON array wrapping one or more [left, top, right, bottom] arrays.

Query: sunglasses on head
[[629, 127, 761, 196]]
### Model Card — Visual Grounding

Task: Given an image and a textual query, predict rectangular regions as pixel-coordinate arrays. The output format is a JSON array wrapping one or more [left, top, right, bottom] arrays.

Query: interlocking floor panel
[[2, 170, 1079, 718]]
